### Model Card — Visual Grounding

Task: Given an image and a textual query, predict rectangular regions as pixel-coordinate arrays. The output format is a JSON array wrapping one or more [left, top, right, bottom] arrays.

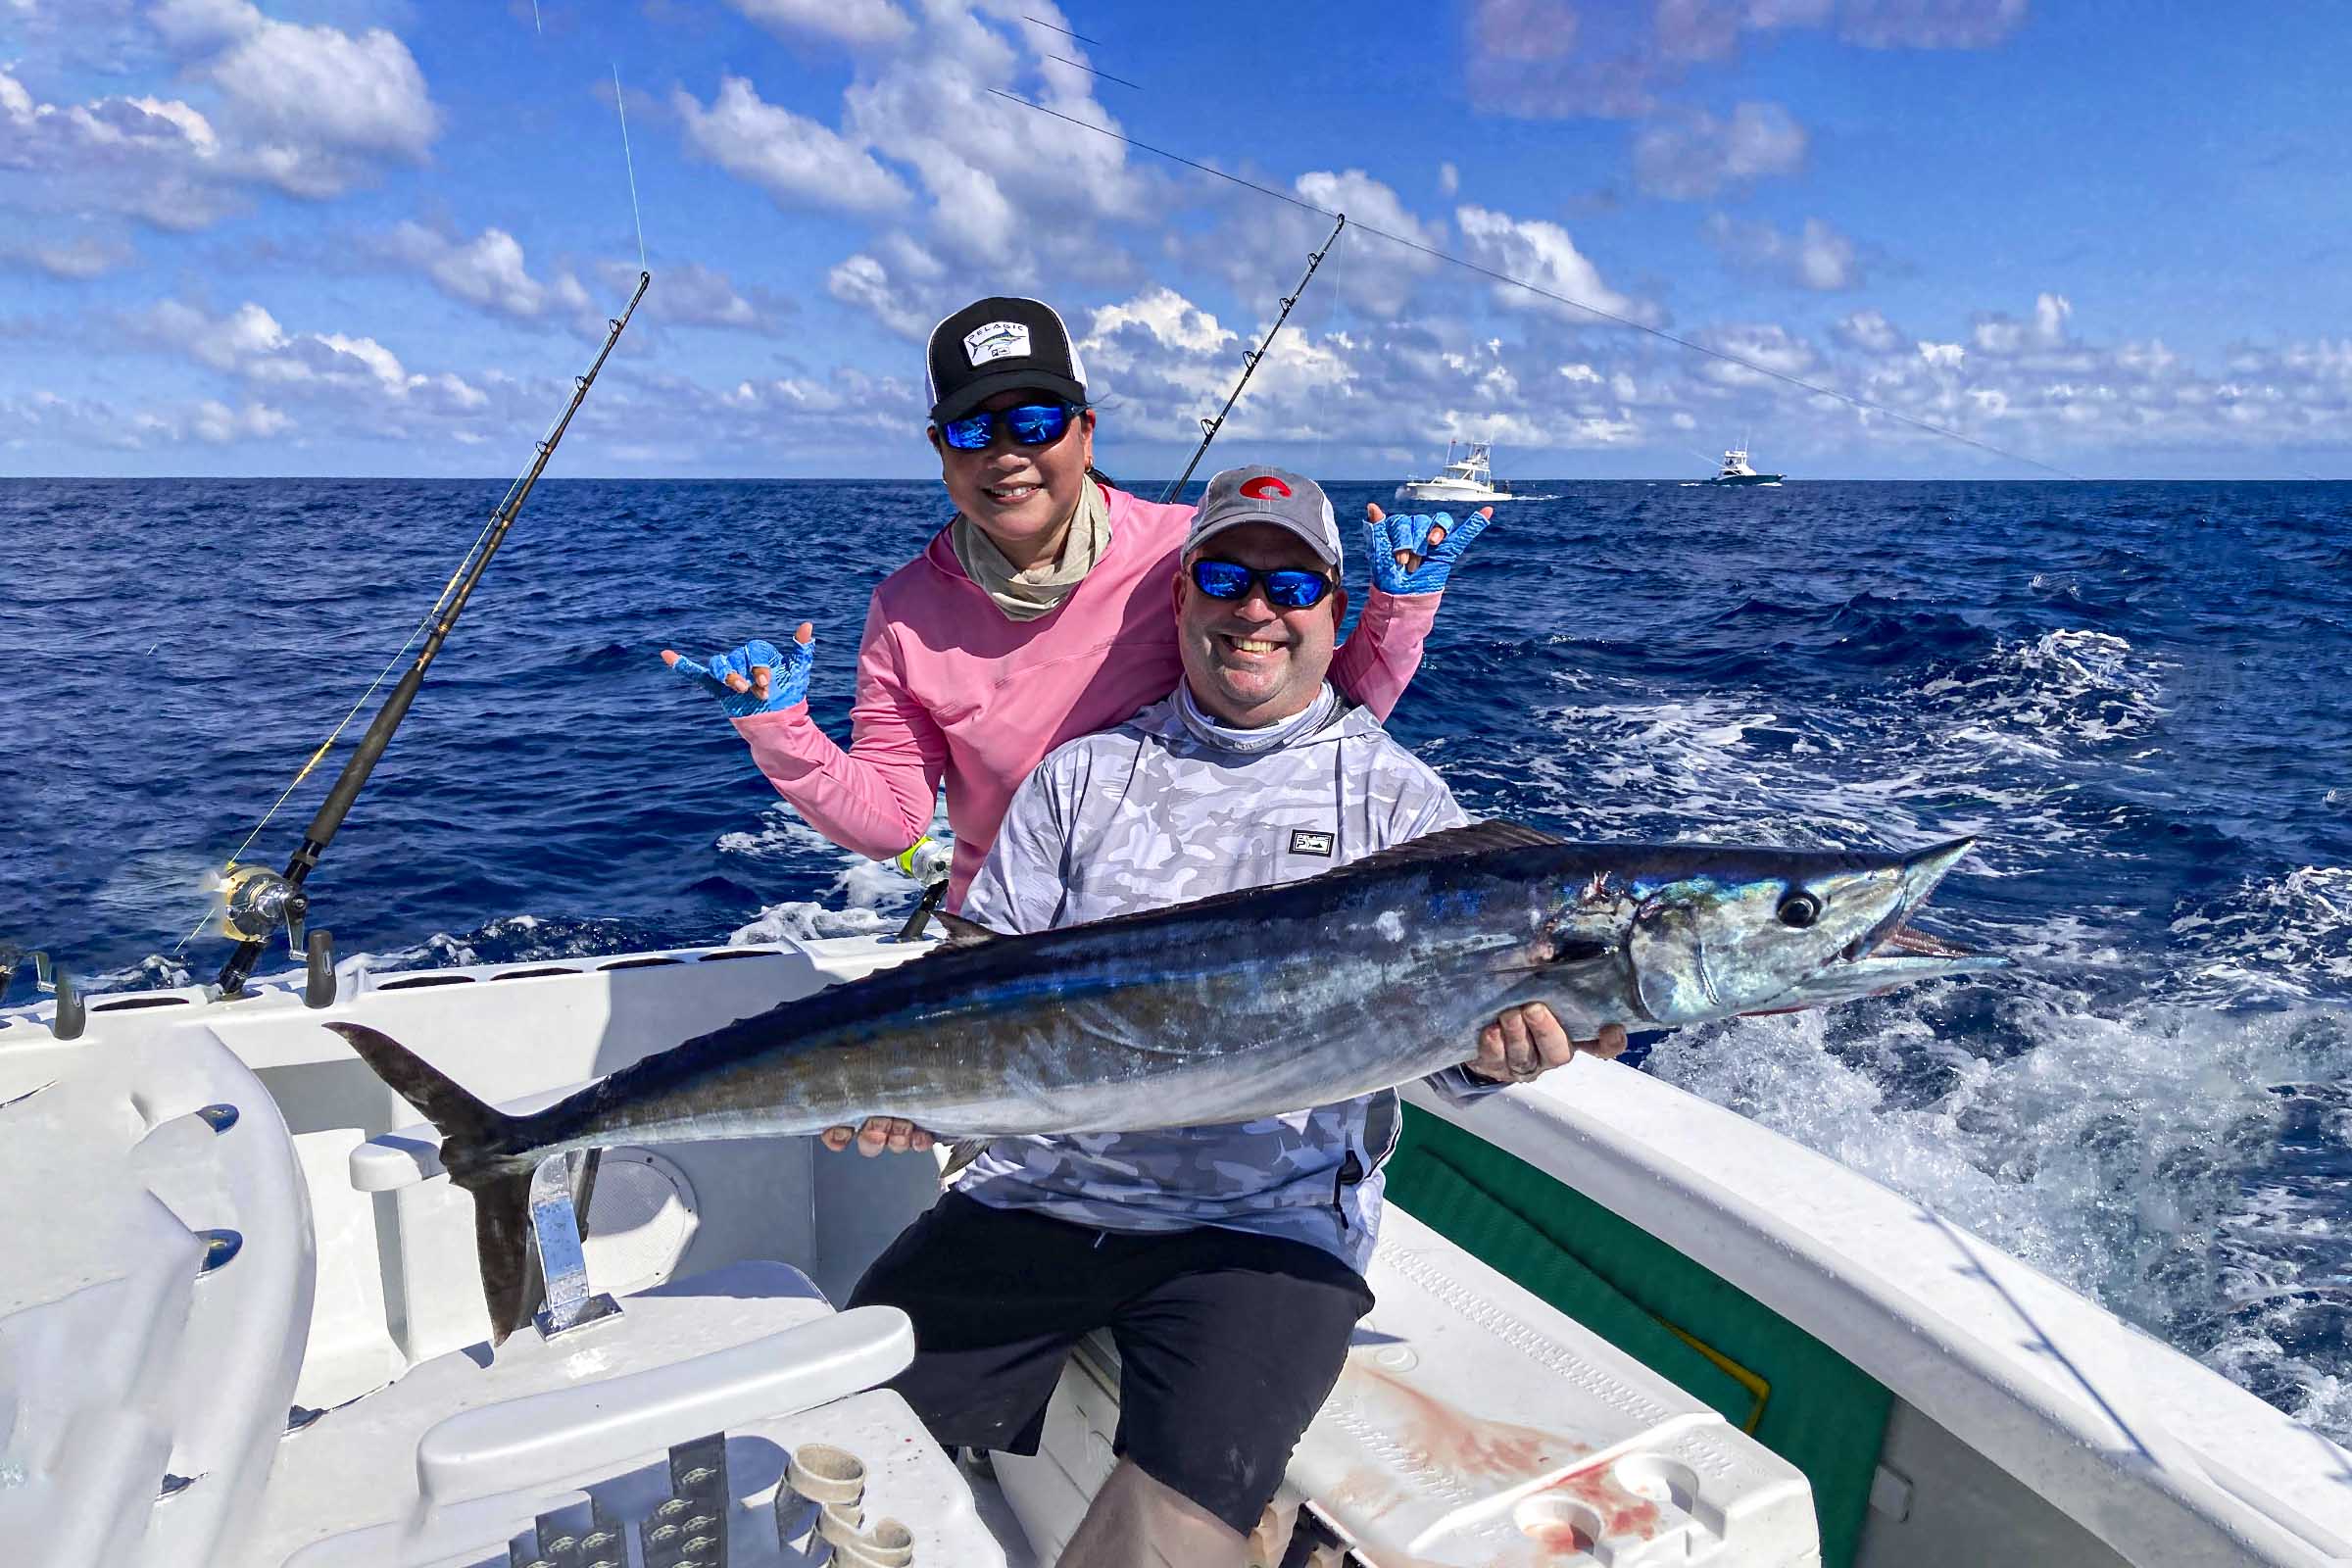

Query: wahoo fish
[[330, 821, 2002, 1341]]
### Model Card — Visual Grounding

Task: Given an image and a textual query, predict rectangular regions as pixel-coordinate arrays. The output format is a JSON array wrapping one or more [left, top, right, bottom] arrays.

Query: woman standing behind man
[[665, 295, 1489, 910]]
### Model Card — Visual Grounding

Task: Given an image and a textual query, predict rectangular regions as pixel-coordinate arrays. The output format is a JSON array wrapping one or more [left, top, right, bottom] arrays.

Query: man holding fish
[[328, 295, 1992, 1568], [819, 466, 1626, 1566]]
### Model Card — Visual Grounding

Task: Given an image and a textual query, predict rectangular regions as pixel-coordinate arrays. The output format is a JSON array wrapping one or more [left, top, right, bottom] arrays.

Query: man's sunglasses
[[938, 401, 1082, 452], [1188, 559, 1336, 611]]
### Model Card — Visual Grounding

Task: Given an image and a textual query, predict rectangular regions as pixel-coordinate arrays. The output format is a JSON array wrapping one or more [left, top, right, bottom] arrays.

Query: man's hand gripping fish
[[330, 821, 2003, 1341]]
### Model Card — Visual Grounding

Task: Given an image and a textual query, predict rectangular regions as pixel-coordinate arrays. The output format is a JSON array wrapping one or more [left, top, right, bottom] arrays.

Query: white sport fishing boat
[[1395, 441, 1553, 505], [1708, 446, 1785, 486], [4, 935, 2347, 1568]]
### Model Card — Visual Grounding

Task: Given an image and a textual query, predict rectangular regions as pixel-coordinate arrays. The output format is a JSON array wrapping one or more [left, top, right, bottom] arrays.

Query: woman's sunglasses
[[938, 401, 1082, 452], [1188, 559, 1336, 611]]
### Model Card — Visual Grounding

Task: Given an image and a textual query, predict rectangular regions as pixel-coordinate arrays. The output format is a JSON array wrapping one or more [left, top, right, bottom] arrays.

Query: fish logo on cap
[[1239, 475, 1292, 499], [963, 321, 1032, 368]]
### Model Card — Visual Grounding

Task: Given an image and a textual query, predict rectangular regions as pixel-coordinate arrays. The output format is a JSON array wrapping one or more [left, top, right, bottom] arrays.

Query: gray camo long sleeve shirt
[[954, 684, 1501, 1272]]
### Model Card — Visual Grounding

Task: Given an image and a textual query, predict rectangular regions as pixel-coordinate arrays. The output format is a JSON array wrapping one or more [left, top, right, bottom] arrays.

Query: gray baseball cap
[[1182, 466, 1345, 567]]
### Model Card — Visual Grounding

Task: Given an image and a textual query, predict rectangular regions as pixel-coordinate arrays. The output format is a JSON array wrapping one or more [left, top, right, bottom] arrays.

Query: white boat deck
[[3, 939, 2348, 1567]]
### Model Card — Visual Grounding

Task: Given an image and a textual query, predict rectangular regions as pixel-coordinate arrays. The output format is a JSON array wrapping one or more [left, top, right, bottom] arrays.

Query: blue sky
[[5, 0, 2347, 478]]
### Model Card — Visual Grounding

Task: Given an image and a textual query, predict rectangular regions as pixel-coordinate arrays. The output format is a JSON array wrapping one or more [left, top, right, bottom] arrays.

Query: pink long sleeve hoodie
[[732, 483, 1439, 906]]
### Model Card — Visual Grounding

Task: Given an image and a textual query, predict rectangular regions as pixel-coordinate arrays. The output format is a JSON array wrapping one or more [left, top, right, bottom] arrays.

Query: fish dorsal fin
[[888, 818, 1561, 972], [1029, 818, 1565, 934], [931, 909, 1002, 948], [1330, 818, 1565, 879]]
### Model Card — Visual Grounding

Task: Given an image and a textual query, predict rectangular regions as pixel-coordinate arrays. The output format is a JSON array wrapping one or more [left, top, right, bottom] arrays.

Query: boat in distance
[[1708, 445, 1785, 485], [1395, 439, 1556, 503]]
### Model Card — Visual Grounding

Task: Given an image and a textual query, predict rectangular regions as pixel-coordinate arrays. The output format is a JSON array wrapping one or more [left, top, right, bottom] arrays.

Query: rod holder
[[304, 928, 337, 1008], [28, 953, 83, 1041], [530, 1151, 620, 1339]]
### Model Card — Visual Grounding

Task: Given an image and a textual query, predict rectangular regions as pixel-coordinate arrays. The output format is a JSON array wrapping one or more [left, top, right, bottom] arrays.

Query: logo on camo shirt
[[1289, 829, 1335, 857]]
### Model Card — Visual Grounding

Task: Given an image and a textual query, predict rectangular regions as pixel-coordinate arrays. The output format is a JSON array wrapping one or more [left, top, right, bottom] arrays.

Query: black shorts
[[846, 1191, 1375, 1536]]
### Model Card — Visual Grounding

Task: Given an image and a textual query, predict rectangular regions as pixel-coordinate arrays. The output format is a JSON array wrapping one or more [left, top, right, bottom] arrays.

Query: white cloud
[[1916, 340, 1965, 368], [664, 7, 1151, 285], [3, 234, 133, 278], [1076, 282, 1357, 446], [151, 0, 261, 51], [1462, 0, 1657, 119], [675, 75, 910, 215], [1467, 0, 2025, 122], [0, 387, 289, 452], [1838, 0, 2028, 50], [1693, 321, 1818, 386], [1438, 161, 1459, 196], [383, 223, 592, 321], [605, 260, 788, 334], [1970, 291, 2072, 353], [132, 296, 487, 414], [0, 64, 223, 172], [1834, 308, 1904, 352], [1453, 204, 1660, 326], [838, 17, 1151, 270], [0, 2, 438, 233], [1703, 213, 1862, 289], [724, 0, 912, 47], [826, 252, 933, 338], [191, 397, 288, 442], [210, 15, 438, 195], [1085, 286, 1237, 360], [1634, 102, 1807, 198]]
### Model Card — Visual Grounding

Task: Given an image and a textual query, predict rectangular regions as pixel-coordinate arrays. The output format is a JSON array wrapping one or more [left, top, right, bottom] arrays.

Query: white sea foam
[[1642, 997, 2352, 1443], [2167, 866, 2352, 1005], [723, 804, 950, 947], [1426, 624, 2346, 1441]]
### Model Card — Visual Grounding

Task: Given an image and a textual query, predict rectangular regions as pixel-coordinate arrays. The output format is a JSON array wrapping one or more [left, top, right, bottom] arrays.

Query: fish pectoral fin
[[931, 910, 1004, 949]]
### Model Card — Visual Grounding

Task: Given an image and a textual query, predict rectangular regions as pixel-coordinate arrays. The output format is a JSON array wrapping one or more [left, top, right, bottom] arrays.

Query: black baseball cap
[[925, 296, 1090, 424]]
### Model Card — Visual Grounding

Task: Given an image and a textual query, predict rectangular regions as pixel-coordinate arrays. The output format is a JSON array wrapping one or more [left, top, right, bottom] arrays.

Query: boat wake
[[1641, 998, 2352, 1446], [1413, 612, 2352, 1447]]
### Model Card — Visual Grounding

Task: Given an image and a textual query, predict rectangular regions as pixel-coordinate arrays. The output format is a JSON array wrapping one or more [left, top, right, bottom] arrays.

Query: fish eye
[[1777, 891, 1823, 929]]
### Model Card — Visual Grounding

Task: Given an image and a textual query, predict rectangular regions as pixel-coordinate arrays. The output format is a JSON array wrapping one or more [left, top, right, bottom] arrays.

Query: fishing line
[[614, 65, 647, 271], [169, 475, 541, 959], [1047, 53, 1141, 89], [986, 88, 2082, 481], [1022, 14, 1101, 45], [175, 284, 635, 963], [1307, 220, 1351, 486]]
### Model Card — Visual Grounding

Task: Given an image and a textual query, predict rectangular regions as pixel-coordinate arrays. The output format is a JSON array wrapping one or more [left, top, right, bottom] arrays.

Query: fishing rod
[[210, 271, 652, 1001], [1159, 213, 1346, 504]]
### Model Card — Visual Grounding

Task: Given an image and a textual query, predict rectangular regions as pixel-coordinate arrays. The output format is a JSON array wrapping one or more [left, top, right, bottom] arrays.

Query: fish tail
[[326, 1021, 541, 1344]]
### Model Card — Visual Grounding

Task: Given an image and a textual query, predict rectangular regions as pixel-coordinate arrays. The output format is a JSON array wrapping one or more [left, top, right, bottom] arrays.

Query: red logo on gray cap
[[1239, 475, 1292, 499]]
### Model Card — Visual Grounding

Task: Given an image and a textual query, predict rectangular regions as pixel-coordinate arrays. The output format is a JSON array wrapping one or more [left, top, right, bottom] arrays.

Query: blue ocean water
[[3, 476, 2348, 1443]]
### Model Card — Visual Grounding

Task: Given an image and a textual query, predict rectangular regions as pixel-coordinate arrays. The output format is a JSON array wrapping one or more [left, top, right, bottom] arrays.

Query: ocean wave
[[1915, 628, 2169, 748], [1640, 996, 2352, 1446], [1428, 674, 2110, 883], [719, 805, 948, 943], [2165, 866, 2352, 1005]]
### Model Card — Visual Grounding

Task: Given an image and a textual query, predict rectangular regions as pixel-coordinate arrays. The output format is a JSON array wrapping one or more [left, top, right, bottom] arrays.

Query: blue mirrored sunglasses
[[938, 401, 1081, 452], [1189, 559, 1335, 611]]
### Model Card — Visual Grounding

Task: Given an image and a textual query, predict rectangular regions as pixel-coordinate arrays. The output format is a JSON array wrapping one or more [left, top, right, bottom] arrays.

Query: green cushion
[[1386, 1105, 1893, 1568]]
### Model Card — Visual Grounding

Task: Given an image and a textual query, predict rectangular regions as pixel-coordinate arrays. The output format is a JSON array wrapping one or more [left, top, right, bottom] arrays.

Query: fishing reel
[[219, 863, 310, 950], [212, 864, 337, 1007]]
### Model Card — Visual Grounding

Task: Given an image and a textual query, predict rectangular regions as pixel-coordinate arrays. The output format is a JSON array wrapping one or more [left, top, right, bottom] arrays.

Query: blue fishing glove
[[665, 631, 813, 717], [1365, 508, 1492, 595]]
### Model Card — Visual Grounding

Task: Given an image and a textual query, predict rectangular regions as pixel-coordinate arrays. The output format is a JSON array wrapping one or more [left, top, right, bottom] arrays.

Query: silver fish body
[[329, 820, 2000, 1339]]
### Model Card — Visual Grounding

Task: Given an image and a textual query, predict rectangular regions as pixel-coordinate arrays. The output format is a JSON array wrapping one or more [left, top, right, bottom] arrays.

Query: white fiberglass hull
[[1394, 480, 1522, 503], [2, 935, 2347, 1566]]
